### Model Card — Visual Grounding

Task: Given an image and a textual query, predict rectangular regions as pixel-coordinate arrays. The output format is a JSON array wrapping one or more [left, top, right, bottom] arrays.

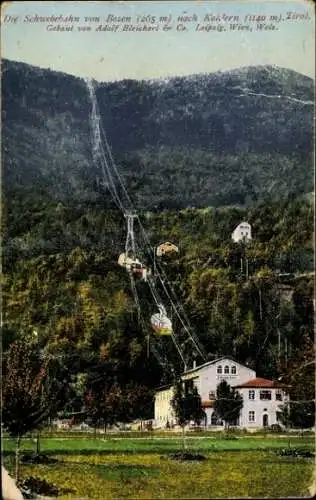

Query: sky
[[1, 0, 315, 82]]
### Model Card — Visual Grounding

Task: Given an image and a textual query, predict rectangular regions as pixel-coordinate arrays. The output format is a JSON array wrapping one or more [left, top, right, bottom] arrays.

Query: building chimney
[[193, 360, 196, 369]]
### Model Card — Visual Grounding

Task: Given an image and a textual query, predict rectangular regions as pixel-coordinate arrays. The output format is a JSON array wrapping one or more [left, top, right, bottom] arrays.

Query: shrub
[[168, 452, 207, 461], [279, 448, 314, 458], [20, 453, 59, 464], [269, 424, 283, 433], [18, 476, 59, 497]]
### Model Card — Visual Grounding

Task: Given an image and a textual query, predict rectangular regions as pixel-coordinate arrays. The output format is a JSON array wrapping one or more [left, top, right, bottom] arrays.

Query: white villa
[[231, 222, 252, 243], [154, 357, 289, 429]]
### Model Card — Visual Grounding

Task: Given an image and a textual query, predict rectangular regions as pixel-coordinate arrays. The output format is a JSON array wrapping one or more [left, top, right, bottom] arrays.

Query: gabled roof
[[182, 356, 251, 376], [155, 357, 256, 392], [158, 241, 177, 247], [155, 383, 173, 393], [201, 400, 215, 408], [234, 377, 289, 389]]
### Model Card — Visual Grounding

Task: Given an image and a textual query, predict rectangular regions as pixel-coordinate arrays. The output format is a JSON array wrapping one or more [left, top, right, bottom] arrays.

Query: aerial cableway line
[[85, 78, 207, 372]]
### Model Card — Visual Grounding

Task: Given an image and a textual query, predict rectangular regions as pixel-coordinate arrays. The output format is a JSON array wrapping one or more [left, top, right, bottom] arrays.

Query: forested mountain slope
[[3, 195, 314, 387], [2, 60, 314, 421], [2, 59, 314, 209]]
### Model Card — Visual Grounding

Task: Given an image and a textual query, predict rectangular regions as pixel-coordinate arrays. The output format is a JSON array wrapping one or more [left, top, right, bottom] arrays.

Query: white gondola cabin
[[118, 253, 134, 268], [118, 253, 151, 281], [151, 304, 172, 335]]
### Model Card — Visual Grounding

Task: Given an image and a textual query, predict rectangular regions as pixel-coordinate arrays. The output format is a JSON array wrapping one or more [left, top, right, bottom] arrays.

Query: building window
[[276, 390, 283, 401], [276, 411, 282, 423], [231, 366, 237, 375], [248, 411, 255, 422], [217, 365, 222, 374], [224, 365, 230, 374], [209, 391, 215, 399], [260, 390, 272, 400], [249, 390, 255, 400]]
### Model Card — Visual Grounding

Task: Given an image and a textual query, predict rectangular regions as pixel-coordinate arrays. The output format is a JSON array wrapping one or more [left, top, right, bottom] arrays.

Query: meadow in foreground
[[2, 436, 314, 499]]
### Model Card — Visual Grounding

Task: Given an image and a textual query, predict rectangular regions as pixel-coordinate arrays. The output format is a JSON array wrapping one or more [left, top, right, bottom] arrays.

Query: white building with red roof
[[234, 377, 290, 428], [154, 358, 289, 429]]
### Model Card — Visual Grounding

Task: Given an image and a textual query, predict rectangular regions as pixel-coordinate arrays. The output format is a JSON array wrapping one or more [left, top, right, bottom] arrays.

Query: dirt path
[[1, 466, 23, 500]]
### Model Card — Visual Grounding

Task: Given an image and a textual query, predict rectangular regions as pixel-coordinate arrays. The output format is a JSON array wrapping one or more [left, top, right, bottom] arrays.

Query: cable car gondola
[[151, 304, 172, 336]]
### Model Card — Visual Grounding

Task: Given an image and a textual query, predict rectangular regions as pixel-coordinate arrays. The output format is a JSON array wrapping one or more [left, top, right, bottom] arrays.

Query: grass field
[[2, 436, 315, 499]]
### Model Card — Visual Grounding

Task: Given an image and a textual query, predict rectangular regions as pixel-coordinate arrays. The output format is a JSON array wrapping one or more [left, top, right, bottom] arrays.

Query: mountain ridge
[[2, 57, 315, 85], [2, 58, 314, 210]]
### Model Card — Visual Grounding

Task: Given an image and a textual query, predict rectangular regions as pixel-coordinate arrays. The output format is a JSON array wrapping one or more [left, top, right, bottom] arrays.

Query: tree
[[85, 386, 124, 436], [123, 383, 154, 424], [213, 380, 243, 428], [280, 399, 315, 431], [171, 379, 205, 450], [85, 382, 154, 435], [278, 334, 315, 430], [2, 340, 67, 481]]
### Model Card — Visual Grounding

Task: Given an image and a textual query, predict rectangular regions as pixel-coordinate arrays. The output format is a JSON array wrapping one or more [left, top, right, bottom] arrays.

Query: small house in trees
[[154, 358, 289, 429], [231, 222, 252, 243], [156, 242, 179, 257]]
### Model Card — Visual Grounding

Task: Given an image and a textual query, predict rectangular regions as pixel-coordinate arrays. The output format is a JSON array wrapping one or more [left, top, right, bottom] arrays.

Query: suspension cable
[[137, 220, 206, 360], [85, 78, 206, 369]]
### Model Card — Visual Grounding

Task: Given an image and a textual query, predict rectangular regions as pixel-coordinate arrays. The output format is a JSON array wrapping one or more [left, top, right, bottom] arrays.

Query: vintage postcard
[[1, 1, 315, 499]]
